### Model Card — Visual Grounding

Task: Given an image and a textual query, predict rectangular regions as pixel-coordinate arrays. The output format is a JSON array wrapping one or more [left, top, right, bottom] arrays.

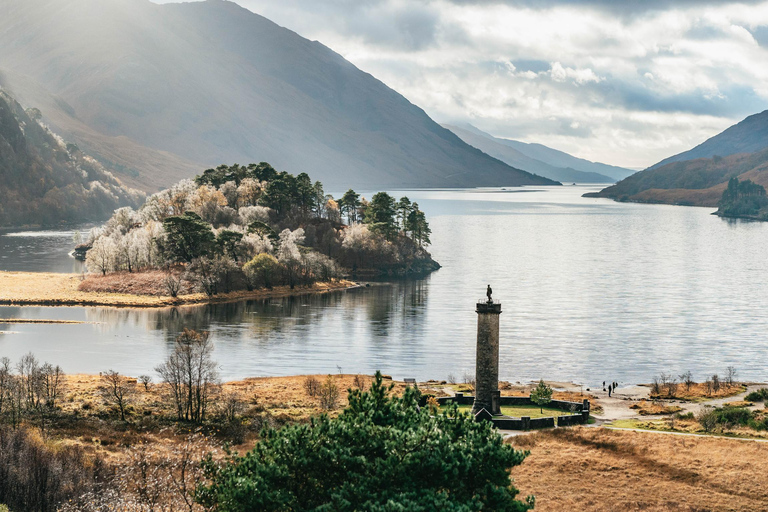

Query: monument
[[472, 285, 502, 416]]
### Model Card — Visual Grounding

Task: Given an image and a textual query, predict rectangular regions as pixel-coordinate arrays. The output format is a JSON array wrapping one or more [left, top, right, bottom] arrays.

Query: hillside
[[584, 148, 768, 207], [445, 124, 616, 183], [586, 109, 768, 207], [0, 0, 557, 191], [0, 89, 140, 227], [446, 124, 634, 182], [651, 110, 768, 170]]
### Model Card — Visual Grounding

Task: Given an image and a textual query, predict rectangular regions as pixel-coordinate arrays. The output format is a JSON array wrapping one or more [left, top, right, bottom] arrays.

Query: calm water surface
[[1, 186, 767, 386]]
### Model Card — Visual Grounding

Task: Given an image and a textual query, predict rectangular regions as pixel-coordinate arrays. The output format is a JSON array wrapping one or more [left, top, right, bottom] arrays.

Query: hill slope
[[585, 149, 768, 207], [651, 110, 768, 170], [445, 124, 615, 183], [0, 89, 141, 226], [0, 0, 557, 191], [587, 110, 768, 207]]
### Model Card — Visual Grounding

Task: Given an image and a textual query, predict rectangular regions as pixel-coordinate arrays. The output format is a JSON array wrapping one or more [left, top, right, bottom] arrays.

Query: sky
[[155, 0, 768, 169]]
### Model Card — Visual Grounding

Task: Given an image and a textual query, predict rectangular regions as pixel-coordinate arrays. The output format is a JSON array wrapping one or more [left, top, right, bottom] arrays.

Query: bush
[[745, 388, 768, 402], [197, 372, 534, 511], [0, 427, 107, 512], [303, 376, 320, 397]]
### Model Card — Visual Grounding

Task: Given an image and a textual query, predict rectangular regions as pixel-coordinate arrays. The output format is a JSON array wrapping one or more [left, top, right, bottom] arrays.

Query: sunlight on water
[[1, 187, 767, 386]]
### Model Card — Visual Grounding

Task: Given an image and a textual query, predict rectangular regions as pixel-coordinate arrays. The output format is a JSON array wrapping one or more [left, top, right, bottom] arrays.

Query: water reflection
[[0, 227, 91, 273], [2, 187, 768, 386]]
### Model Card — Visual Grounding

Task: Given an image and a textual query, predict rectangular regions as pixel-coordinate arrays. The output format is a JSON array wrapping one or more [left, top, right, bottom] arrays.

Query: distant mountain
[[447, 124, 634, 182], [651, 110, 768, 170], [445, 124, 616, 183], [587, 110, 768, 207], [0, 0, 557, 192], [0, 89, 140, 227]]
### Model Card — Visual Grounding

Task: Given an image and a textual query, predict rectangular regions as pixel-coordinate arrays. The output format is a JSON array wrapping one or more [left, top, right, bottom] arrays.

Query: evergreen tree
[[396, 196, 412, 231], [339, 189, 361, 224], [364, 192, 398, 240], [162, 212, 216, 262], [530, 379, 553, 414], [197, 372, 534, 511]]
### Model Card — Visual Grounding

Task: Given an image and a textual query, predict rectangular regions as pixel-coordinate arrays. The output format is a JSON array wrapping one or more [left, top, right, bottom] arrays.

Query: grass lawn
[[440, 404, 572, 419]]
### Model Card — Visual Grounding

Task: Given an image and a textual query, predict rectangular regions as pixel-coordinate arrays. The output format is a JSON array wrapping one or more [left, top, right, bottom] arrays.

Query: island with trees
[[715, 177, 768, 220], [75, 163, 439, 302]]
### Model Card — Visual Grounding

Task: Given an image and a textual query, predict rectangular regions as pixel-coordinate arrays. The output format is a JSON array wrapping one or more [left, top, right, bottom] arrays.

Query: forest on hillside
[[81, 163, 439, 295], [0, 90, 141, 227]]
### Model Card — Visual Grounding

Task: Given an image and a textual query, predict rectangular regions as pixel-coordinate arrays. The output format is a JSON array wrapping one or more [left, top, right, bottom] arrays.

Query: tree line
[[83, 163, 437, 295]]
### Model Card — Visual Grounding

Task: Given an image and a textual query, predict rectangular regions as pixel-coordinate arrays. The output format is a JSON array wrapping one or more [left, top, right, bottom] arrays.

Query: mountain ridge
[[0, 0, 558, 192], [444, 124, 617, 183], [587, 108, 768, 207], [447, 123, 634, 182]]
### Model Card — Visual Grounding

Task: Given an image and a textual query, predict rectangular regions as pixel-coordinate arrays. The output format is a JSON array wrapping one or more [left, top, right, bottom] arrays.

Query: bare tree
[[678, 371, 694, 392], [100, 370, 136, 421], [705, 377, 713, 396], [725, 366, 738, 387], [712, 374, 721, 392], [303, 376, 321, 397], [39, 363, 66, 409], [164, 273, 183, 298], [139, 374, 152, 391], [156, 329, 219, 423]]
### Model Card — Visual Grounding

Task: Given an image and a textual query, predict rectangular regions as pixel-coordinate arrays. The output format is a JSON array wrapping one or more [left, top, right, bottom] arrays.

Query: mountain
[[444, 124, 616, 183], [650, 110, 768, 170], [0, 0, 558, 192], [584, 149, 768, 206], [446, 124, 634, 182], [0, 89, 141, 227], [587, 111, 768, 207]]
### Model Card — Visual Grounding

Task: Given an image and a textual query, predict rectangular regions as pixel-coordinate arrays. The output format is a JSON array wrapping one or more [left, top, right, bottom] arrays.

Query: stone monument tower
[[472, 285, 502, 416]]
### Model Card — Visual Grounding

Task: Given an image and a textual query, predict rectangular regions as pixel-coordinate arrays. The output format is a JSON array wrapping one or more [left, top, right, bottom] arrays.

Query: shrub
[[318, 375, 340, 411], [303, 376, 320, 397], [0, 427, 107, 512], [196, 372, 534, 511], [746, 388, 768, 402]]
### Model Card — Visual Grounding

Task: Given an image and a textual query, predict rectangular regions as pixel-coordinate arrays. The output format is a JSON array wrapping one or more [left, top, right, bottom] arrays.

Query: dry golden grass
[[630, 399, 683, 416], [651, 382, 746, 401], [508, 427, 768, 511], [0, 271, 356, 308]]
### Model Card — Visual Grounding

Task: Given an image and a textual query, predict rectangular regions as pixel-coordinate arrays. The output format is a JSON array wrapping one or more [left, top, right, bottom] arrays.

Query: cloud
[[153, 0, 768, 168]]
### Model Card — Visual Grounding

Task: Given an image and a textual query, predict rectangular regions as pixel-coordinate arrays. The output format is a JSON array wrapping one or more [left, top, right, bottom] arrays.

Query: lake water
[[1, 185, 767, 387]]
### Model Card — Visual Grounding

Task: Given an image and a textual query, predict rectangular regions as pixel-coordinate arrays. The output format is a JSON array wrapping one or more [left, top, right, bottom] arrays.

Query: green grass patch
[[440, 404, 572, 419]]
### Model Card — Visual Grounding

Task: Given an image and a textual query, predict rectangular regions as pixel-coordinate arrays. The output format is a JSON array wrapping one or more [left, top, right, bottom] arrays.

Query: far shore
[[0, 271, 358, 308]]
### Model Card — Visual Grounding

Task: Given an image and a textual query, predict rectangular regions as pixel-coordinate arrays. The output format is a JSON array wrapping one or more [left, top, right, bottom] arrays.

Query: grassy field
[[508, 427, 768, 511], [0, 271, 356, 307], [441, 404, 572, 418]]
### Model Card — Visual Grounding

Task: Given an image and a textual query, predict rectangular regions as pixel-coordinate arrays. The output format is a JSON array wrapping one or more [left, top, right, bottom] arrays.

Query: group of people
[[603, 381, 618, 397]]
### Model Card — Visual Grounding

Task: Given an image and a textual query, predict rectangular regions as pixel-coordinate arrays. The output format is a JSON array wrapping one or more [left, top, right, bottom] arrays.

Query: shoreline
[[0, 271, 359, 308]]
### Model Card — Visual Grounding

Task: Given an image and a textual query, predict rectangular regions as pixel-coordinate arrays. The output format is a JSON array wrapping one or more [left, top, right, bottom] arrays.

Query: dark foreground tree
[[197, 372, 534, 511]]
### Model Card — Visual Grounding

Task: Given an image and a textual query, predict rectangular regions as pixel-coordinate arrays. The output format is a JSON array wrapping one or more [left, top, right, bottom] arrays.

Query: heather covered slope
[[0, 0, 557, 191], [0, 90, 141, 227], [445, 124, 615, 183], [651, 110, 768, 170], [585, 149, 768, 207], [586, 110, 768, 207]]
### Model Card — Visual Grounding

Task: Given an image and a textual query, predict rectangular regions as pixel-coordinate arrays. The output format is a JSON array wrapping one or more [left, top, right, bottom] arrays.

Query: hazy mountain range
[[444, 124, 634, 183], [0, 0, 557, 192], [587, 110, 768, 206]]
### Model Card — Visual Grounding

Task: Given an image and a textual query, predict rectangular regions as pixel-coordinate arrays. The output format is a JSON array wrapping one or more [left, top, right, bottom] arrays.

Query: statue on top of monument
[[486, 284, 493, 303]]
